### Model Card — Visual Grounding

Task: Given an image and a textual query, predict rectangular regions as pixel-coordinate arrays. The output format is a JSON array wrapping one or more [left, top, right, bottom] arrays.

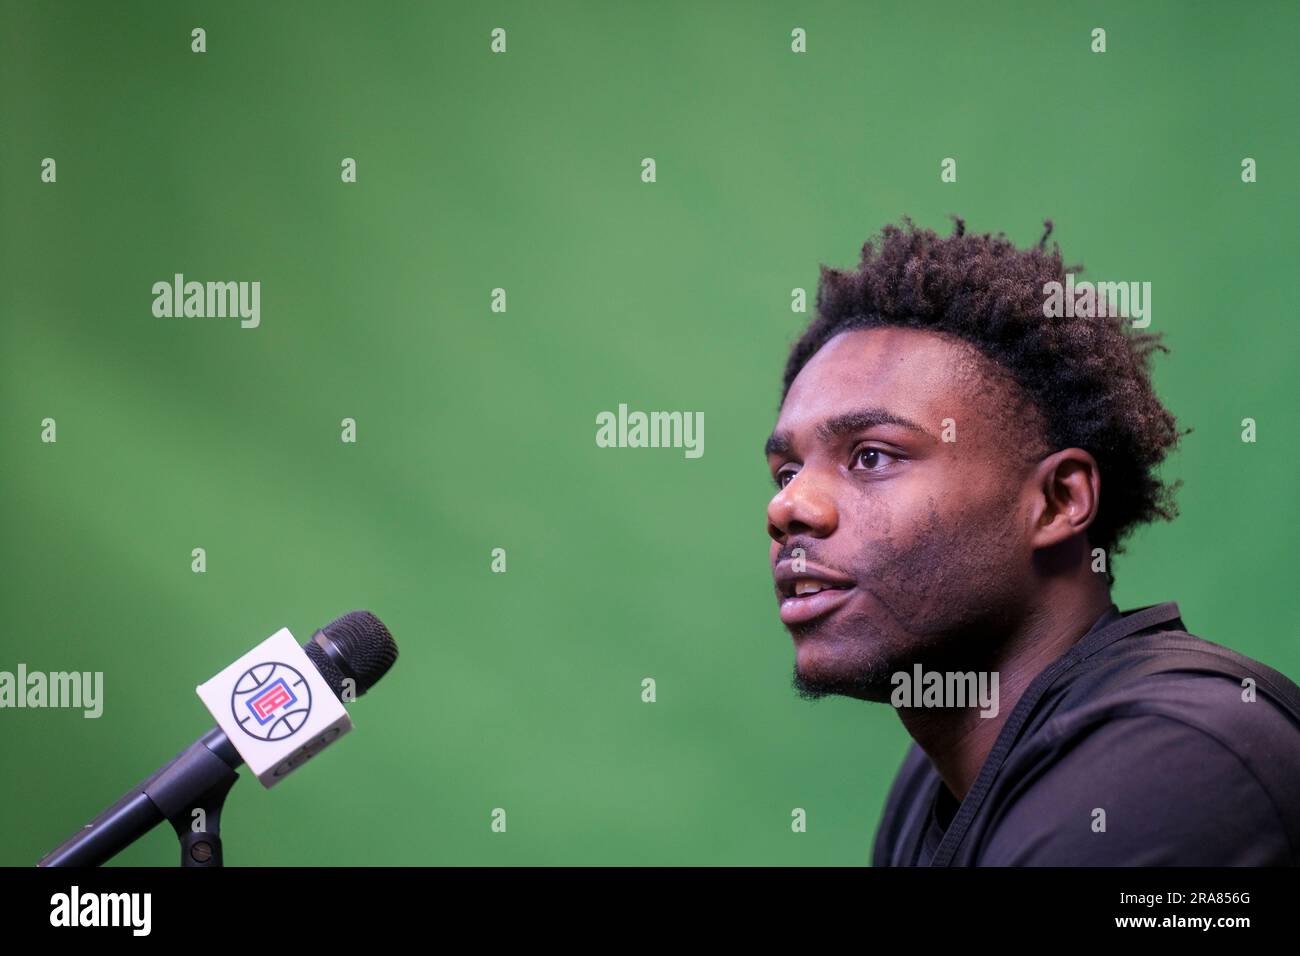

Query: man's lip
[[778, 585, 855, 626], [772, 561, 856, 597]]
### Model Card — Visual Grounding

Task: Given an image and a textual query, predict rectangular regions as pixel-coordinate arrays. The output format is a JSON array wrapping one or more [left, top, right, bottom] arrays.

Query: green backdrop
[[2, 0, 1296, 866]]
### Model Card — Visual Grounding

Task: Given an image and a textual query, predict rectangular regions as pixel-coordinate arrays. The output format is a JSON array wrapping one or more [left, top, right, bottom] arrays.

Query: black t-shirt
[[872, 602, 1300, 866]]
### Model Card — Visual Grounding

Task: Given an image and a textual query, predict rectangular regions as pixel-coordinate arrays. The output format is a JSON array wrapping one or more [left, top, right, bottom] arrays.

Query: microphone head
[[303, 610, 398, 701]]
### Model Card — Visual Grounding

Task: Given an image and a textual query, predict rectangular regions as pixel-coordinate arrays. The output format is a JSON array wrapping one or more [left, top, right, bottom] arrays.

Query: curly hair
[[782, 216, 1183, 561]]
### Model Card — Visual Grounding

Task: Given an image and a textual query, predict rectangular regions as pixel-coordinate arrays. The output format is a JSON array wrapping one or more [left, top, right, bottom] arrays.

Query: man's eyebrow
[[764, 408, 933, 459], [817, 408, 933, 443], [764, 431, 793, 458]]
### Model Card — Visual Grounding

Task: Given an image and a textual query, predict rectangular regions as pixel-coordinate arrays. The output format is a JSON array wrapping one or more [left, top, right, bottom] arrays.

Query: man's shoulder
[[983, 705, 1300, 864], [1044, 615, 1300, 745], [985, 616, 1300, 864], [1034, 614, 1300, 801]]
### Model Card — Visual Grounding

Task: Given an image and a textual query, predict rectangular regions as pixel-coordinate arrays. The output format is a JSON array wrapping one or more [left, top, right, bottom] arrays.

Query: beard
[[790, 607, 897, 701], [790, 607, 941, 702]]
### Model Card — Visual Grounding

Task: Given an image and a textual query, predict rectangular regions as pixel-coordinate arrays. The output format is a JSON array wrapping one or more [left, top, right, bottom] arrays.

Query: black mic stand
[[38, 727, 243, 868], [165, 752, 239, 868]]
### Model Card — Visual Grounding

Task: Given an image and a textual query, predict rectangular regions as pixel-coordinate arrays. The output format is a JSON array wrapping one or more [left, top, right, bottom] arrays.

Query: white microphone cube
[[196, 628, 352, 788]]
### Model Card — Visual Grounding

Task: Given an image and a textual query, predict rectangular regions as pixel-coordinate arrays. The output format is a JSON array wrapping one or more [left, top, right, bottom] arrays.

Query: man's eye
[[775, 467, 797, 489], [853, 448, 898, 471]]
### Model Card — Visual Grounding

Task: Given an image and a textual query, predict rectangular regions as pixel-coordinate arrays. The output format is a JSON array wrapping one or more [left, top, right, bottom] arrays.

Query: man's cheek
[[845, 491, 895, 549], [852, 504, 966, 619]]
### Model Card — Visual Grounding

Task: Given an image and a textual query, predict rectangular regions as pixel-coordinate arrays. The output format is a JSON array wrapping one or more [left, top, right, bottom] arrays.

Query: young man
[[765, 217, 1300, 865]]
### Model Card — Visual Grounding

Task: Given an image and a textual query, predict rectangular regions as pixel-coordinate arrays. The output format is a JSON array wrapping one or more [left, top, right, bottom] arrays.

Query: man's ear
[[1028, 448, 1100, 550]]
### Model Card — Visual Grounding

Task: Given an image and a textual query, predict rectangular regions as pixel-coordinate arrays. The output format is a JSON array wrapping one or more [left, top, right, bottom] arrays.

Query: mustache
[[773, 541, 854, 578]]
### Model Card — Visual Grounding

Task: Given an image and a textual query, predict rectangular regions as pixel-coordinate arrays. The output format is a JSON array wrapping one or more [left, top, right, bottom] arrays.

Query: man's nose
[[767, 470, 838, 543]]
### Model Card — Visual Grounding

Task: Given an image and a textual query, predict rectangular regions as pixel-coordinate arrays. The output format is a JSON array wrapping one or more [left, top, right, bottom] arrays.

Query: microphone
[[37, 610, 398, 867]]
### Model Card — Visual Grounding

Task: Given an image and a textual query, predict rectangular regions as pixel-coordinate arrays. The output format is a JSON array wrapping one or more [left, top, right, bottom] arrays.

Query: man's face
[[766, 327, 1042, 701]]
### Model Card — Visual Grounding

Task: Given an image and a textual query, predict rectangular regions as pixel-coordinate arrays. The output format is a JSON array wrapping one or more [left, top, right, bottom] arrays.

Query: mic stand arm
[[165, 767, 237, 867], [154, 729, 240, 868], [37, 727, 242, 867]]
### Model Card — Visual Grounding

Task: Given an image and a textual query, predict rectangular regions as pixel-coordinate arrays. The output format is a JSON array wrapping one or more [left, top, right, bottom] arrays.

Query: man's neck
[[896, 580, 1114, 803]]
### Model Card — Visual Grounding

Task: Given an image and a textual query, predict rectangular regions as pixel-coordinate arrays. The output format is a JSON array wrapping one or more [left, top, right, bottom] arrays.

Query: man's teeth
[[793, 579, 841, 596]]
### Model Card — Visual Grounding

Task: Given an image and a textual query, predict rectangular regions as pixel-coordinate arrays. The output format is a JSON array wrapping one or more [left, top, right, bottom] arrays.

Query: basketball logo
[[230, 661, 312, 741]]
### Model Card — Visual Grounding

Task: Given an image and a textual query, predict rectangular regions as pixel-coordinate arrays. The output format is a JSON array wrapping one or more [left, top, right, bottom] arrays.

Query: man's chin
[[788, 623, 897, 702], [791, 660, 894, 703]]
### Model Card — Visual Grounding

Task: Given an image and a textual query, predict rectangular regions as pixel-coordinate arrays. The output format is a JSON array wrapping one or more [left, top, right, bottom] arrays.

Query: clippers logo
[[230, 662, 312, 741], [249, 678, 296, 723]]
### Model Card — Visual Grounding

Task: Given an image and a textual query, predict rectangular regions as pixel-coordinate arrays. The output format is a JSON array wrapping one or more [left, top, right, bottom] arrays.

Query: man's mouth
[[777, 577, 854, 626], [791, 579, 845, 596]]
